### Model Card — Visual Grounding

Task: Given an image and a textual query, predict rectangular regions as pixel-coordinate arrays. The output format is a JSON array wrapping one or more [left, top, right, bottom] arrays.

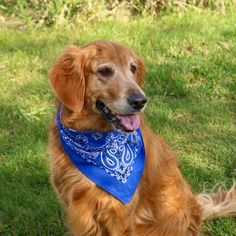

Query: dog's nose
[[127, 94, 147, 110]]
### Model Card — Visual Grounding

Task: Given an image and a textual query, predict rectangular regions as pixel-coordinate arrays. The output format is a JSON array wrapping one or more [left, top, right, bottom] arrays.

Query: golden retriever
[[49, 40, 236, 236]]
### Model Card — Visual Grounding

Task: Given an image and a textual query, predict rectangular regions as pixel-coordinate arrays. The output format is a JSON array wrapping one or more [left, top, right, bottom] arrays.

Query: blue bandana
[[56, 106, 145, 204]]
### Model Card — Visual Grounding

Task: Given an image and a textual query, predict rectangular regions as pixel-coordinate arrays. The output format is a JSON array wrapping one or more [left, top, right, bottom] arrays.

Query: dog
[[49, 40, 236, 236]]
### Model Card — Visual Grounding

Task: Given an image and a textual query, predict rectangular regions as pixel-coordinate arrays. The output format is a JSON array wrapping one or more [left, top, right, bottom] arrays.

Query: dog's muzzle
[[96, 97, 146, 132]]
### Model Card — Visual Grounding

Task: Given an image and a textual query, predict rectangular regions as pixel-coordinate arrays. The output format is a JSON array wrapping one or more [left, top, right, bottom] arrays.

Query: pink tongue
[[117, 114, 140, 131]]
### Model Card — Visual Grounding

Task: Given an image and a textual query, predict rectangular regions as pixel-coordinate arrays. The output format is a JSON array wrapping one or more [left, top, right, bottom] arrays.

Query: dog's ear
[[49, 45, 87, 112], [135, 54, 146, 85]]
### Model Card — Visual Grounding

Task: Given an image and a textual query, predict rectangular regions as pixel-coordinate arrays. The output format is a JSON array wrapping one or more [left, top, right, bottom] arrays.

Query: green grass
[[0, 10, 236, 235]]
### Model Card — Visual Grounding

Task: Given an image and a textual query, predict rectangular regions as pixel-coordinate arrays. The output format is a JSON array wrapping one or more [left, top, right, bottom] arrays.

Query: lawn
[[0, 9, 236, 236]]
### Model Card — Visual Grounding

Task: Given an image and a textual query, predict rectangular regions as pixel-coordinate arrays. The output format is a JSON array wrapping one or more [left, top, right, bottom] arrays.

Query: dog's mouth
[[96, 100, 140, 132]]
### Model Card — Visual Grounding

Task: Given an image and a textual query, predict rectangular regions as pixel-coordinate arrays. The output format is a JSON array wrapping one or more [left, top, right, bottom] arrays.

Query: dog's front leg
[[68, 189, 136, 236], [67, 199, 104, 236]]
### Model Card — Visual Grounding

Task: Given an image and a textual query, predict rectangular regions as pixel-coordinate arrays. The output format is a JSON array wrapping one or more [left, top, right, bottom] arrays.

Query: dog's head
[[50, 40, 147, 132]]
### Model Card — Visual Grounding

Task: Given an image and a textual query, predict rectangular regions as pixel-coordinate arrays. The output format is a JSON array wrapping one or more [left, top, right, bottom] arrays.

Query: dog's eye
[[130, 64, 137, 74], [98, 67, 113, 77]]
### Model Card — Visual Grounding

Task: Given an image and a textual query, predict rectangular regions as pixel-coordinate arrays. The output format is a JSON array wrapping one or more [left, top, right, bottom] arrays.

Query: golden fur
[[49, 41, 236, 236]]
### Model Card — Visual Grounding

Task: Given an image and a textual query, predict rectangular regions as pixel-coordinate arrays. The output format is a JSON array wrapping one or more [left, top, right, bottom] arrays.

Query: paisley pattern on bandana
[[56, 105, 145, 204], [60, 125, 140, 183]]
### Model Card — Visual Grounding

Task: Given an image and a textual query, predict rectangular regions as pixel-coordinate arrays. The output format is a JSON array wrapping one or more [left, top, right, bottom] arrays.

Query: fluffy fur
[[48, 40, 236, 236]]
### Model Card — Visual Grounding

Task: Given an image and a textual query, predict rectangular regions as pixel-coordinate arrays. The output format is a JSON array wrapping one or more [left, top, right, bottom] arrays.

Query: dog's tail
[[197, 181, 236, 220]]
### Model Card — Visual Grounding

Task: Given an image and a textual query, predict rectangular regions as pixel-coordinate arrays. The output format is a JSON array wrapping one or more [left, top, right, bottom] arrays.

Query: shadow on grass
[[0, 101, 68, 235]]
